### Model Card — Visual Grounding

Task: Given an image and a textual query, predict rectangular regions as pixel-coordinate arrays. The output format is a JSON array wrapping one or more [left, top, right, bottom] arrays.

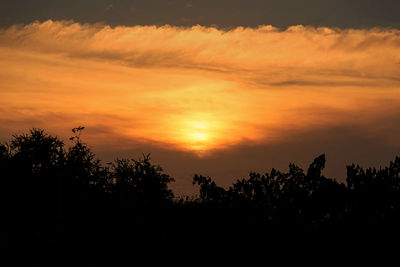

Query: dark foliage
[[1, 128, 400, 255]]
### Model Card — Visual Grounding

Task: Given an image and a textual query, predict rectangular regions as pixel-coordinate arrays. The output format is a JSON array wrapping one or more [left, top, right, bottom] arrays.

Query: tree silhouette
[[111, 154, 175, 208], [2, 127, 400, 252], [0, 129, 66, 249]]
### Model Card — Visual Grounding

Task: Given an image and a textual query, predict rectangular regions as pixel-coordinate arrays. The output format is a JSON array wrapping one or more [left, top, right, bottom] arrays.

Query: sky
[[1, 1, 400, 194]]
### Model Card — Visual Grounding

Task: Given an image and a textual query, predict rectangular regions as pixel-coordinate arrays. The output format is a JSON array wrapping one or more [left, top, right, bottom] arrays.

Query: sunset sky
[[1, 1, 400, 194]]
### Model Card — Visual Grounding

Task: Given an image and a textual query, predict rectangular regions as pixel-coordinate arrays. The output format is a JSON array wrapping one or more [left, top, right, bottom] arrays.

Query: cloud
[[0, 20, 399, 155]]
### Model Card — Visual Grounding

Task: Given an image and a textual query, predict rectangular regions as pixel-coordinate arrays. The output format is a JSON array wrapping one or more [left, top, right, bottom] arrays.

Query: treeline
[[1, 128, 400, 251]]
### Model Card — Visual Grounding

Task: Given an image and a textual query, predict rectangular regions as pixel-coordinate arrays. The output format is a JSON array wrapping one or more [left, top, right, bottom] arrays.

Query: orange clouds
[[0, 20, 399, 152]]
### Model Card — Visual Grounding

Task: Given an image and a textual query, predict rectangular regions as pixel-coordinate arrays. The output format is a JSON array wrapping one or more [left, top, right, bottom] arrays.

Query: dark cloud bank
[[1, 0, 400, 29]]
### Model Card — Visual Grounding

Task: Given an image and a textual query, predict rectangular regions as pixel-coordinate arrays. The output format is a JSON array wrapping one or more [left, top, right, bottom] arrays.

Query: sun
[[189, 132, 208, 141], [140, 112, 240, 153], [183, 120, 211, 151]]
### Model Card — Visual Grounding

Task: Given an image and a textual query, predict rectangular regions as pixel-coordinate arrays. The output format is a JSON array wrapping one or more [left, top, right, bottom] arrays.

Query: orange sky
[[1, 21, 400, 192]]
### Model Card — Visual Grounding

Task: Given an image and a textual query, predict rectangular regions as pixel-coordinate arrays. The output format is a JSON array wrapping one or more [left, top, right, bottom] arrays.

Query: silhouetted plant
[[66, 126, 108, 190], [111, 154, 175, 208], [345, 157, 400, 228], [0, 129, 67, 247], [2, 127, 400, 251], [192, 174, 227, 205], [192, 154, 347, 229]]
